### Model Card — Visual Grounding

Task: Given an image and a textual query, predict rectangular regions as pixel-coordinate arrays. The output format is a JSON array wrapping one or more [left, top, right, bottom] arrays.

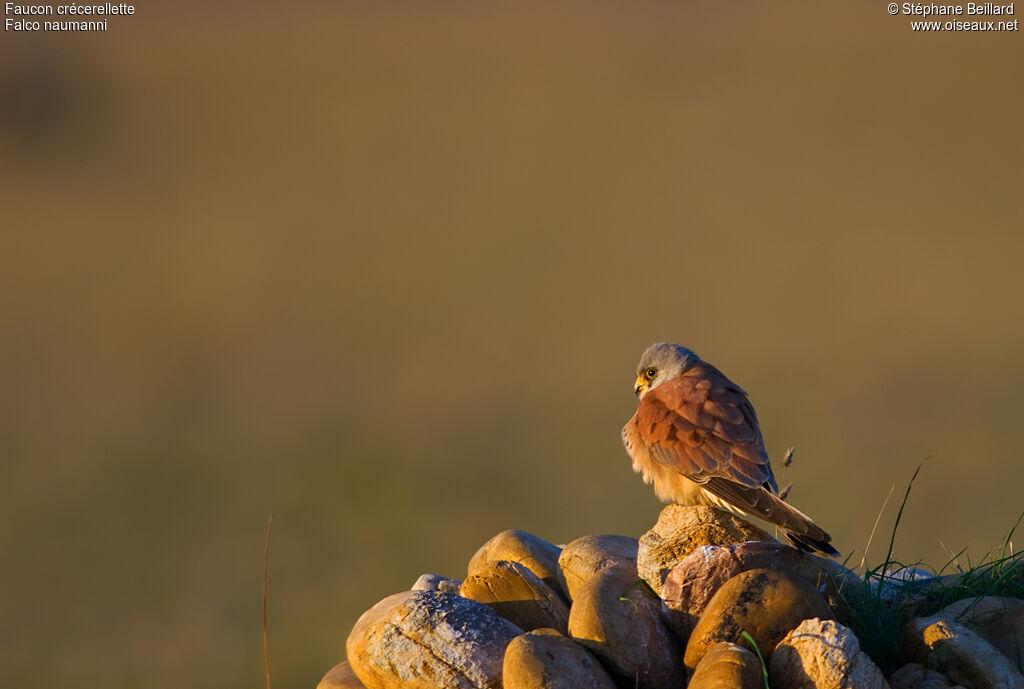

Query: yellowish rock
[[318, 660, 366, 689], [346, 591, 522, 689], [684, 568, 834, 674], [502, 628, 616, 689], [661, 541, 853, 641], [688, 641, 764, 689], [939, 596, 1024, 670], [567, 564, 686, 689], [460, 560, 570, 634], [637, 505, 774, 596], [468, 530, 565, 598], [888, 663, 963, 689], [769, 618, 889, 689], [902, 615, 1024, 689], [557, 534, 638, 602]]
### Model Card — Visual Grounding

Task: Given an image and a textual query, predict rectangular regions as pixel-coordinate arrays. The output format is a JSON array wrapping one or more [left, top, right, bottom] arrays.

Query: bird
[[622, 342, 839, 557]]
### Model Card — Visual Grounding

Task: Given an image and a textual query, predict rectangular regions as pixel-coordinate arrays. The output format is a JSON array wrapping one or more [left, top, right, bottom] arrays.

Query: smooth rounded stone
[[938, 597, 1024, 669], [684, 567, 834, 673], [468, 530, 565, 598], [557, 534, 638, 602], [889, 663, 964, 689], [637, 504, 774, 596], [567, 564, 686, 689], [661, 541, 853, 642], [346, 590, 523, 689], [460, 560, 570, 634], [412, 573, 462, 595], [876, 566, 936, 584], [502, 628, 617, 689], [868, 567, 938, 612], [318, 660, 367, 689], [768, 617, 889, 689], [688, 641, 764, 689], [902, 615, 1024, 689]]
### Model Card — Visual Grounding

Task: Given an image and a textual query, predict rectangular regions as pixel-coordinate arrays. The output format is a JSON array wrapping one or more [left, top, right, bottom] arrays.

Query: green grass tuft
[[838, 463, 1024, 674], [740, 630, 771, 689]]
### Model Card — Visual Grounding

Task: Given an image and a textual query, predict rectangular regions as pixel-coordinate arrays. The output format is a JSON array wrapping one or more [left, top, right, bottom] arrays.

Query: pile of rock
[[319, 505, 1024, 689]]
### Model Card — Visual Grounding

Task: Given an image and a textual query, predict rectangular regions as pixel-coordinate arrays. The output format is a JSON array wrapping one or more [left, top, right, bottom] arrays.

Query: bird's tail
[[702, 477, 840, 557], [783, 531, 840, 557]]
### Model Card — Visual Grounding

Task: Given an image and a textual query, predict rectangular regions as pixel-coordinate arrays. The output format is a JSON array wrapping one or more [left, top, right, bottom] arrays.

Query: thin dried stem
[[264, 514, 273, 689], [860, 485, 895, 571], [937, 537, 965, 573]]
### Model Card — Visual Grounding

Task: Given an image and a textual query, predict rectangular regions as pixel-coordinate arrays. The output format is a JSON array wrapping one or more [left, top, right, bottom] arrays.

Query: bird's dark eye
[[645, 368, 658, 379]]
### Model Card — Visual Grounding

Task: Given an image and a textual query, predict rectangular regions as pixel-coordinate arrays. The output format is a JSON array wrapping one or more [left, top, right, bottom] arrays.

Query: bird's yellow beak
[[634, 375, 647, 397]]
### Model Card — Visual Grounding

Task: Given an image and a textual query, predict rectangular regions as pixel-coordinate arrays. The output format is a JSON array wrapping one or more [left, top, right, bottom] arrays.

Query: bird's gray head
[[634, 343, 699, 397]]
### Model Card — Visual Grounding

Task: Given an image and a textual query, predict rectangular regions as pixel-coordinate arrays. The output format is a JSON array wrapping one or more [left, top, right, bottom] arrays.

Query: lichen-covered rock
[[661, 541, 852, 641], [412, 573, 462, 595], [567, 564, 686, 689], [502, 628, 616, 689], [687, 641, 764, 689], [769, 618, 889, 689], [346, 591, 523, 689], [468, 530, 565, 598], [557, 534, 638, 602], [902, 615, 1024, 689], [938, 597, 1024, 671], [889, 663, 964, 689], [684, 568, 834, 673], [637, 505, 774, 596], [318, 660, 367, 689], [460, 560, 570, 634]]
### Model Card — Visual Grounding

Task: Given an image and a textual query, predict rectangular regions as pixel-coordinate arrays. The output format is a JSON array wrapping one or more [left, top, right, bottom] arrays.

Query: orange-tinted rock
[[460, 560, 570, 634], [567, 564, 685, 689], [687, 641, 764, 689], [468, 530, 565, 598], [661, 540, 852, 641], [346, 591, 522, 689], [502, 628, 616, 689], [318, 660, 367, 689], [769, 618, 889, 689], [902, 615, 1024, 689], [637, 505, 774, 596], [683, 567, 834, 673], [938, 596, 1024, 670], [557, 534, 638, 602], [888, 663, 963, 689]]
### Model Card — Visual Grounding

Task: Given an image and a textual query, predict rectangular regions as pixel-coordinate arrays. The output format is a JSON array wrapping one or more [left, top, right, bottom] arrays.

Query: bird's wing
[[621, 415, 647, 469], [633, 363, 777, 491], [626, 362, 837, 556], [699, 475, 837, 553]]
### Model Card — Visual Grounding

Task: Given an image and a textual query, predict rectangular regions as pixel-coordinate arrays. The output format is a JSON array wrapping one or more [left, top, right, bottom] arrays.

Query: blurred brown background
[[1, 2, 1022, 687]]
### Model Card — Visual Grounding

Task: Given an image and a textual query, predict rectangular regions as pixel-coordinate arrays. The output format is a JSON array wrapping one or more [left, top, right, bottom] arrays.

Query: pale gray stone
[[902, 615, 1024, 689], [411, 573, 462, 595], [346, 591, 523, 689], [556, 534, 637, 602], [769, 618, 890, 689]]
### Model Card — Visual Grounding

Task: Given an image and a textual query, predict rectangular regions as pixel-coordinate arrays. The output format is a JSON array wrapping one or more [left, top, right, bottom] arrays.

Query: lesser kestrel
[[622, 343, 839, 556]]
